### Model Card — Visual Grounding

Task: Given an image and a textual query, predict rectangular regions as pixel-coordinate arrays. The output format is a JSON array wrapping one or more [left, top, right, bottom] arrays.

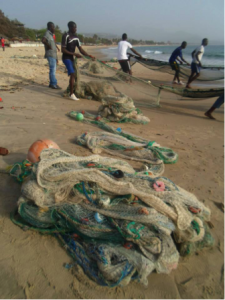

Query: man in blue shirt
[[169, 41, 190, 85]]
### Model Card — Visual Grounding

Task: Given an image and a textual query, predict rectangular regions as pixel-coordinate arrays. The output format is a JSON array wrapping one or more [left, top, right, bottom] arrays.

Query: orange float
[[27, 139, 60, 163], [138, 207, 149, 215]]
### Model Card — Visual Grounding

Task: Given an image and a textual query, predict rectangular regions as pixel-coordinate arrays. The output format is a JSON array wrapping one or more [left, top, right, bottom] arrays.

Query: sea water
[[102, 45, 224, 67]]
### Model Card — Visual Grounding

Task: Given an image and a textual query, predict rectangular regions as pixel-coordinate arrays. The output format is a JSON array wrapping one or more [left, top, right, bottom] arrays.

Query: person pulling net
[[64, 53, 161, 107], [130, 55, 224, 82]]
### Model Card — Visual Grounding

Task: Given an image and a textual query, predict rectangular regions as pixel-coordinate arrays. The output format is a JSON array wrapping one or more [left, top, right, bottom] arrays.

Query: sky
[[0, 0, 224, 43]]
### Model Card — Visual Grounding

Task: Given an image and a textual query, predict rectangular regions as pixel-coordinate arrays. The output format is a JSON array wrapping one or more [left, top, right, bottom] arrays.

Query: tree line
[[0, 10, 167, 45]]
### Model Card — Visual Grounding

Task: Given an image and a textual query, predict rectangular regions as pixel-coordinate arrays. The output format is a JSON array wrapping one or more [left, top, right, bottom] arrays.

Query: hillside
[[0, 10, 26, 39], [0, 10, 62, 42]]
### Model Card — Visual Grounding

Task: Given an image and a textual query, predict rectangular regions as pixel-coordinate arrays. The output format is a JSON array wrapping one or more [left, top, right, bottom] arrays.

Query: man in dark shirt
[[169, 41, 190, 85], [42, 22, 61, 89], [61, 21, 95, 100]]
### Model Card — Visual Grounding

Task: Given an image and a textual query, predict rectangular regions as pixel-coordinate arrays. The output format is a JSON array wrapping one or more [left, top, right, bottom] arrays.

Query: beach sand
[[0, 45, 224, 299]]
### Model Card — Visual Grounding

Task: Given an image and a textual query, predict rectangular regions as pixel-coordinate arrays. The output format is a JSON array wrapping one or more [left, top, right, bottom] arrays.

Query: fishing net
[[68, 111, 178, 166], [64, 56, 161, 107], [131, 56, 224, 81], [98, 95, 150, 124], [64, 59, 150, 124], [75, 131, 178, 177], [11, 148, 213, 287], [81, 61, 105, 74], [67, 84, 150, 124]]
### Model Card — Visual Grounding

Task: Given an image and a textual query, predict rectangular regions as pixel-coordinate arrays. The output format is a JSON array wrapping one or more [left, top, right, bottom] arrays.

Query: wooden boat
[[153, 84, 224, 99]]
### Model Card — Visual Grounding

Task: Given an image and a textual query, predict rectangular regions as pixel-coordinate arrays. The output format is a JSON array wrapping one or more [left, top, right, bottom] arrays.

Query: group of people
[[42, 21, 95, 100], [42, 25, 146, 98], [169, 38, 208, 88], [169, 39, 224, 119], [41, 23, 223, 120]]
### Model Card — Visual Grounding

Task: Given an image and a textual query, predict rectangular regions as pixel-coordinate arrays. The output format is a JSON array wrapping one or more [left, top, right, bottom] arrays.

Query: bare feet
[[205, 112, 216, 120]]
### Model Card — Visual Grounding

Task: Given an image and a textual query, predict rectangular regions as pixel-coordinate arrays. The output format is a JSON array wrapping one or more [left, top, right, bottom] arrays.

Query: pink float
[[153, 181, 165, 192]]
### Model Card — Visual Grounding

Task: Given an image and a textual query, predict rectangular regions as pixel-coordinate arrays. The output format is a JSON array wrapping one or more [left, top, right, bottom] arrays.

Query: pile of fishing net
[[68, 97, 149, 124], [98, 94, 150, 124], [69, 113, 177, 170], [64, 56, 161, 107], [11, 148, 214, 287], [67, 81, 150, 124], [75, 131, 178, 177], [68, 81, 121, 101]]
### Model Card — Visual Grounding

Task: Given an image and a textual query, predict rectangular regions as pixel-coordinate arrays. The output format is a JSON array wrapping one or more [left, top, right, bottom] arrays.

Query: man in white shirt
[[117, 33, 143, 76], [186, 38, 208, 88]]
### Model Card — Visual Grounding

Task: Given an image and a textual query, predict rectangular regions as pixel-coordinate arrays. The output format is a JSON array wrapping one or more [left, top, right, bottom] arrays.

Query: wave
[[108, 47, 117, 50], [145, 50, 163, 54], [204, 53, 224, 58]]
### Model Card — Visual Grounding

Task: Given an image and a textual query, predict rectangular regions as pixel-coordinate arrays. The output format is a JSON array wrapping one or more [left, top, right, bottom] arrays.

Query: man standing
[[1, 37, 5, 51], [61, 21, 95, 101], [117, 33, 143, 76], [186, 38, 208, 88], [42, 22, 61, 89], [169, 41, 190, 85]]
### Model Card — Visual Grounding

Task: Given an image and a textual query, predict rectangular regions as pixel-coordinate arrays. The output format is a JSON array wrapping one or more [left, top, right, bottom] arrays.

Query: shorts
[[191, 62, 201, 74], [118, 59, 131, 73], [169, 61, 180, 72], [63, 59, 75, 75]]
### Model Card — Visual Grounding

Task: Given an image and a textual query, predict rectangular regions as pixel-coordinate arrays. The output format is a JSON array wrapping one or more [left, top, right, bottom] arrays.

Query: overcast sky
[[1, 0, 224, 43]]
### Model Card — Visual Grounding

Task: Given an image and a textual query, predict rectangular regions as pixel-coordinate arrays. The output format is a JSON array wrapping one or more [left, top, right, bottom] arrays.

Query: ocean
[[101, 44, 224, 67]]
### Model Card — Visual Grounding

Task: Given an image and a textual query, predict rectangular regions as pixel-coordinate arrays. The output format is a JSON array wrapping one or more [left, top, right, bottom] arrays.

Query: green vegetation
[[0, 10, 62, 42], [25, 28, 36, 41]]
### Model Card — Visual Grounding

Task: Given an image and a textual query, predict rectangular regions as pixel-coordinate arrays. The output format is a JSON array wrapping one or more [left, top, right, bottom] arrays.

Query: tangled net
[[64, 62, 150, 125], [81, 61, 105, 74], [75, 131, 178, 177], [130, 56, 224, 81], [64, 56, 161, 108], [97, 94, 150, 124], [65, 80, 120, 101], [11, 148, 214, 287]]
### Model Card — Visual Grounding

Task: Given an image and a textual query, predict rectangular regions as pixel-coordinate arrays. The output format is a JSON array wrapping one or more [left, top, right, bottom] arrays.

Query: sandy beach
[[0, 45, 224, 299]]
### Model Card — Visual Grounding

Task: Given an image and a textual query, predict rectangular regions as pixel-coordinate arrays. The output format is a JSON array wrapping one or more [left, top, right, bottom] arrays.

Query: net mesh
[[64, 56, 161, 108], [75, 131, 178, 177], [131, 56, 224, 81], [11, 148, 213, 287]]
